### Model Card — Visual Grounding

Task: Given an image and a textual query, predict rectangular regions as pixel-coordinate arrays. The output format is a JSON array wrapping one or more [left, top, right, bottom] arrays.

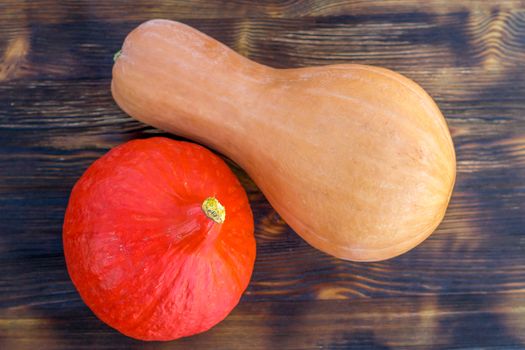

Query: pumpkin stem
[[201, 197, 225, 224], [113, 50, 122, 62]]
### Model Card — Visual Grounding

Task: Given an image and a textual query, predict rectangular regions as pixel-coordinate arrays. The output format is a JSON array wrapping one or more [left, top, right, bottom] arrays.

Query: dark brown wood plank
[[1, 1, 525, 349], [1, 0, 524, 22], [2, 293, 525, 349], [2, 10, 525, 80]]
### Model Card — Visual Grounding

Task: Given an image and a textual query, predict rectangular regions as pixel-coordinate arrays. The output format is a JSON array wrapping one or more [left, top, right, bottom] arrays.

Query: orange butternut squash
[[111, 19, 456, 261]]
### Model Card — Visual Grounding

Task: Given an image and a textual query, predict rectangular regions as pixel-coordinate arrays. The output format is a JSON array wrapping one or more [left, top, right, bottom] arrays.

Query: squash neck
[[113, 19, 276, 157]]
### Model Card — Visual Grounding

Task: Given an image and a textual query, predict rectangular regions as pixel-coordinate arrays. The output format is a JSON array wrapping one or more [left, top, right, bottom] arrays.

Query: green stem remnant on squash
[[202, 197, 225, 224], [113, 50, 122, 62]]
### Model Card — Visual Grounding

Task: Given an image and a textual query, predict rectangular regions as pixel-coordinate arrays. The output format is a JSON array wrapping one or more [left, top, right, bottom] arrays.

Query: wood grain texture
[[1, 0, 525, 349], [2, 293, 525, 350]]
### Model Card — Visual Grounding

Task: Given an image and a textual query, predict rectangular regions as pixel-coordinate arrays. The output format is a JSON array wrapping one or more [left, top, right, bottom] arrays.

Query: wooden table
[[1, 1, 525, 349]]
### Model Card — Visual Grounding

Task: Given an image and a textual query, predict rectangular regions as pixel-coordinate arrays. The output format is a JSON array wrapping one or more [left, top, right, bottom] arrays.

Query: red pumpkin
[[63, 137, 256, 341]]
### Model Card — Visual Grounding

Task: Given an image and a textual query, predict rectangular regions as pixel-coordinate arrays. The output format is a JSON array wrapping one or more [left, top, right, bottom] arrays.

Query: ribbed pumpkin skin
[[63, 138, 256, 340], [111, 20, 456, 261]]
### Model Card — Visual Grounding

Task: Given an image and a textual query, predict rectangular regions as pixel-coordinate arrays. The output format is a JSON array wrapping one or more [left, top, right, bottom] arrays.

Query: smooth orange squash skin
[[112, 20, 456, 262]]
